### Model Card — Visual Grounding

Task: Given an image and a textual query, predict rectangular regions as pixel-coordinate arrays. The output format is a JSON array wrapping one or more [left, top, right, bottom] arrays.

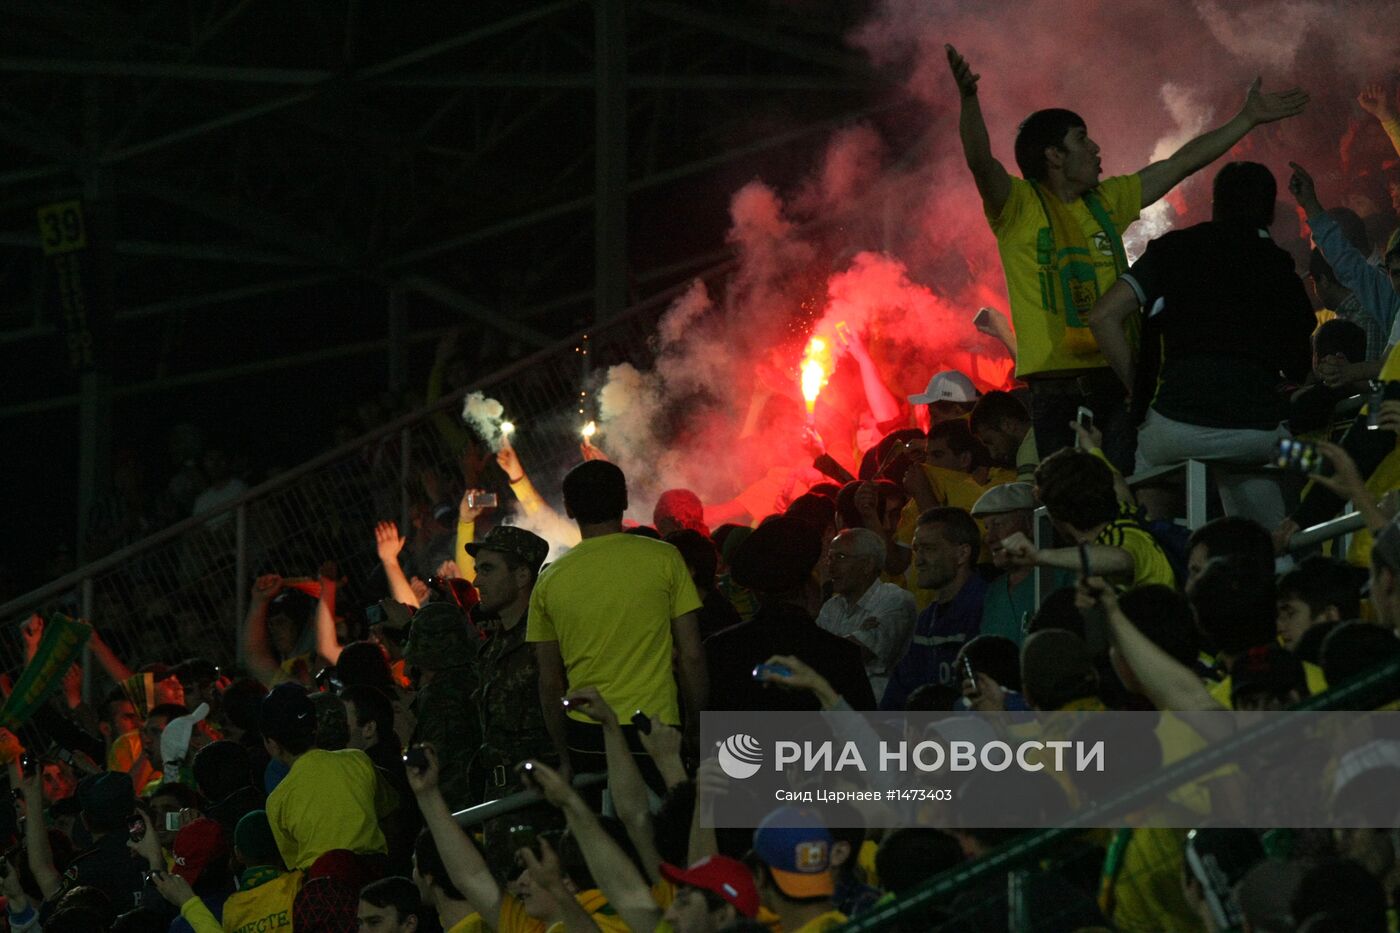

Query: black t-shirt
[[697, 589, 743, 641], [63, 828, 147, 915], [703, 602, 877, 711], [1120, 221, 1314, 430]]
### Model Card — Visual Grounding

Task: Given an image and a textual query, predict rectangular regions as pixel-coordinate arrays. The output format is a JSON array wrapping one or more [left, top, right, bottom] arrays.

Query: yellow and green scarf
[[1031, 183, 1129, 356]]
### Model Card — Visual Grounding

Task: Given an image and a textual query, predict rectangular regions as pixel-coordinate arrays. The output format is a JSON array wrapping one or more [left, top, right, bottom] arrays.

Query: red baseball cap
[[171, 818, 230, 885], [660, 855, 759, 919]]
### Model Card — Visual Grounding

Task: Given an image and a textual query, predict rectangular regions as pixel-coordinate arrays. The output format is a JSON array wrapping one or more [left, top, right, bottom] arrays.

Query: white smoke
[[461, 391, 507, 451]]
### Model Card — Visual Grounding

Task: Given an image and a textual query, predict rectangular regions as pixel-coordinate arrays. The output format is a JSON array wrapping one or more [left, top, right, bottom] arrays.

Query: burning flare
[[581, 421, 598, 440], [800, 336, 833, 421]]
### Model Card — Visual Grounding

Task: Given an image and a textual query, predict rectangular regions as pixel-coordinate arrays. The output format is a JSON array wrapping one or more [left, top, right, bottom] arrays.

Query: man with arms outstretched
[[946, 44, 1307, 470]]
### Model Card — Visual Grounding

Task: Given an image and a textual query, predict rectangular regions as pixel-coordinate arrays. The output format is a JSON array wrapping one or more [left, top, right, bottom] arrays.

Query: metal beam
[[0, 112, 88, 166], [387, 98, 903, 268], [92, 1, 583, 167], [0, 231, 319, 266], [398, 275, 553, 348], [0, 164, 70, 186], [379, 74, 878, 91], [0, 328, 455, 419], [118, 175, 352, 267], [101, 87, 324, 164], [0, 55, 330, 84], [355, 0, 582, 81], [117, 272, 345, 322], [643, 2, 872, 75]]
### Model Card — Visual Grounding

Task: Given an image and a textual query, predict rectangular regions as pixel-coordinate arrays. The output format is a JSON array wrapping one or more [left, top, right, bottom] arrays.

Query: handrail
[[1289, 510, 1367, 552], [1, 258, 738, 623], [838, 654, 1400, 931], [451, 772, 608, 828]]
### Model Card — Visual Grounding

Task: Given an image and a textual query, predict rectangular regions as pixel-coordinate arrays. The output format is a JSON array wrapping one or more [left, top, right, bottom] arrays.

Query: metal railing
[[453, 772, 608, 828], [1289, 510, 1367, 553], [1, 261, 738, 678]]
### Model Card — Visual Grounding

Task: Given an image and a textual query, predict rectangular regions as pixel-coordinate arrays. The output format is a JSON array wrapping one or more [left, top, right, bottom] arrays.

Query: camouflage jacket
[[468, 614, 555, 803]]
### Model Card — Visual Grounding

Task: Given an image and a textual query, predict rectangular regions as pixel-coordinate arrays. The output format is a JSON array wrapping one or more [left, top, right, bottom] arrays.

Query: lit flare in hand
[[800, 336, 833, 423], [581, 421, 597, 442], [500, 421, 515, 446]]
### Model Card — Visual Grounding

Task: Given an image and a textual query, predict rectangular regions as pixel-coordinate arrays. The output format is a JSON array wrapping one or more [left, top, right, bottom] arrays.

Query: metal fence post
[[1007, 869, 1031, 932], [80, 577, 93, 705], [1186, 460, 1208, 530], [235, 504, 248, 667], [400, 427, 413, 533], [1032, 506, 1053, 612]]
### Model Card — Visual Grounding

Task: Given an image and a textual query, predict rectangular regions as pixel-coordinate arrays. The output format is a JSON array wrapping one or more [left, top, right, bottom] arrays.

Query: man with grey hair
[[815, 528, 917, 698]]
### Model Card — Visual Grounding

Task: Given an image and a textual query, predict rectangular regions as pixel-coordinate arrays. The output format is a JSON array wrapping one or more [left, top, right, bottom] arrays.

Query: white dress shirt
[[815, 579, 917, 699]]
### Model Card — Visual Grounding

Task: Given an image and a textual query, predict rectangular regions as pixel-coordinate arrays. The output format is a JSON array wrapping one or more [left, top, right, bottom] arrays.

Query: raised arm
[[406, 744, 504, 926], [85, 626, 134, 684], [1308, 441, 1392, 535], [313, 560, 343, 666], [838, 328, 901, 426], [497, 444, 548, 517], [152, 872, 223, 933], [1082, 578, 1221, 711], [528, 760, 663, 933], [518, 839, 602, 933], [243, 574, 286, 686], [688, 757, 724, 865], [946, 44, 1012, 218], [638, 718, 689, 792], [1000, 532, 1134, 576], [1357, 83, 1400, 158], [1138, 78, 1308, 206], [1290, 161, 1400, 335], [1089, 279, 1142, 393], [563, 687, 665, 882], [19, 766, 61, 899], [374, 522, 421, 609]]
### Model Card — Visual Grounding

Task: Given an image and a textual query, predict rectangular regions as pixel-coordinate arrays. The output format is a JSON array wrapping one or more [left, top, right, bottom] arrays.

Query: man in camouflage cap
[[465, 525, 554, 800], [405, 600, 481, 811], [464, 525, 559, 871]]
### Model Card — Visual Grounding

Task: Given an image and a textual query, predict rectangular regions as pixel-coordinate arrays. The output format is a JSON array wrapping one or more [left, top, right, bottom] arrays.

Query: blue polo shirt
[[880, 573, 988, 710]]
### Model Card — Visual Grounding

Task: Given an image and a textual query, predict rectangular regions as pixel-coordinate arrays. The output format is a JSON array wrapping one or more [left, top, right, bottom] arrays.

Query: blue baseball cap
[[752, 807, 834, 898]]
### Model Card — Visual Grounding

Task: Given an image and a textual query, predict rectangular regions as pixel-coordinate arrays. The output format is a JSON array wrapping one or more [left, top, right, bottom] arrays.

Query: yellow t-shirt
[[1095, 517, 1175, 590], [1103, 828, 1203, 933], [1207, 661, 1328, 709], [446, 913, 485, 933], [989, 174, 1143, 377], [217, 869, 303, 933], [497, 889, 631, 933], [266, 748, 390, 869], [107, 730, 157, 794], [528, 533, 702, 725]]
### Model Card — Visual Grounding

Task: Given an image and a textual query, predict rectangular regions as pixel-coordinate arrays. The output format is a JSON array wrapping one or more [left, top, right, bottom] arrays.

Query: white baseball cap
[[160, 702, 210, 769], [908, 370, 979, 405]]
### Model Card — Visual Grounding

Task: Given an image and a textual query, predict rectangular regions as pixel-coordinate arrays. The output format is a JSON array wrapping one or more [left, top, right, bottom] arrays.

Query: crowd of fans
[[5, 46, 1400, 933]]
